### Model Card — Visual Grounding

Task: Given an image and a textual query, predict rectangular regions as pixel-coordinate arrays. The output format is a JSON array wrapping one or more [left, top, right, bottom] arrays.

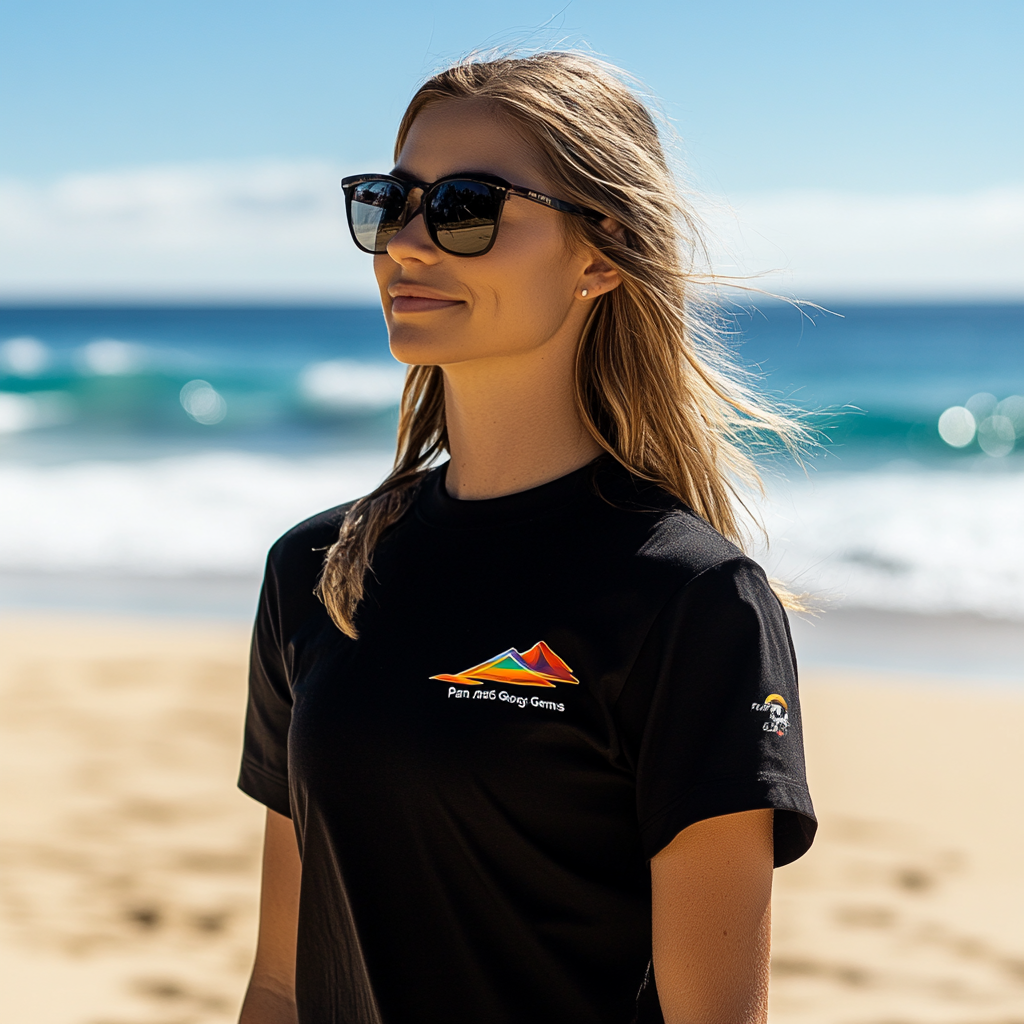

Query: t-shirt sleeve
[[615, 557, 816, 866], [238, 548, 294, 819]]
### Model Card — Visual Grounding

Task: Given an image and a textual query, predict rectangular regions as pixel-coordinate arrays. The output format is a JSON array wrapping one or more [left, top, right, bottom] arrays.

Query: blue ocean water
[[731, 301, 1024, 467], [1, 302, 1023, 635], [0, 306, 398, 460], [0, 302, 1020, 464]]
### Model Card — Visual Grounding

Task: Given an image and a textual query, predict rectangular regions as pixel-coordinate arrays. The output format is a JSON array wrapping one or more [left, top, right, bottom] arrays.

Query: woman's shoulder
[[640, 507, 772, 613], [269, 501, 353, 562], [595, 461, 751, 579], [261, 501, 356, 604]]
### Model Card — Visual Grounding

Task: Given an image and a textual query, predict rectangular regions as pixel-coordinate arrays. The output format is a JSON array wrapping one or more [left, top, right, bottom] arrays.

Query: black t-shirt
[[239, 457, 815, 1024]]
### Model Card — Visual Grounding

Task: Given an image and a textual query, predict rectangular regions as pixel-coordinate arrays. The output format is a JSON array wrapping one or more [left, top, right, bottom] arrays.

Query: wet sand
[[0, 614, 1021, 1023]]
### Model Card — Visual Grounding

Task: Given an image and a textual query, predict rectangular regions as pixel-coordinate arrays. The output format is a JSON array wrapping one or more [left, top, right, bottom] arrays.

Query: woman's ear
[[576, 217, 625, 300]]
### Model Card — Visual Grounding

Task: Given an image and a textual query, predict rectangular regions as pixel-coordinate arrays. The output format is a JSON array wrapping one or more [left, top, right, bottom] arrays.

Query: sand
[[771, 672, 1024, 1023], [0, 614, 1021, 1024]]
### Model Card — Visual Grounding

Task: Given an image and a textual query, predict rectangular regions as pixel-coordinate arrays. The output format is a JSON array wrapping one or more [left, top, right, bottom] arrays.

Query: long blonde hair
[[319, 51, 805, 638]]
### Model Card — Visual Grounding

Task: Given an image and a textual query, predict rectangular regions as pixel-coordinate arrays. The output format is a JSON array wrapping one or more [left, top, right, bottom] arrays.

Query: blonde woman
[[238, 52, 815, 1024]]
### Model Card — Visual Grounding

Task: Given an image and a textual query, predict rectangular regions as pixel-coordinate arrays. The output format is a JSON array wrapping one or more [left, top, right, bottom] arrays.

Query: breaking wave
[[755, 467, 1024, 621], [1, 452, 1022, 621]]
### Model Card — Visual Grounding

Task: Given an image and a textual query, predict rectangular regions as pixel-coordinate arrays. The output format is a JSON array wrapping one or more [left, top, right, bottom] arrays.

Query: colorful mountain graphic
[[431, 641, 579, 688]]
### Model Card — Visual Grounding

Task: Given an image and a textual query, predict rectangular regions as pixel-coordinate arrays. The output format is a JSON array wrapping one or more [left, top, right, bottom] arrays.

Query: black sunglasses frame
[[341, 172, 601, 257]]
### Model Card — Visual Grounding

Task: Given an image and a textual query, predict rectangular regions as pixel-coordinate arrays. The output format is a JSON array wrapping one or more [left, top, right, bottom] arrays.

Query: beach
[[771, 669, 1024, 1022], [0, 613, 1021, 1024]]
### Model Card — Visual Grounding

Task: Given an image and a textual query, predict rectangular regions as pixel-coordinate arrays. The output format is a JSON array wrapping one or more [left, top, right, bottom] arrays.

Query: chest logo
[[431, 641, 579, 688], [751, 693, 789, 736]]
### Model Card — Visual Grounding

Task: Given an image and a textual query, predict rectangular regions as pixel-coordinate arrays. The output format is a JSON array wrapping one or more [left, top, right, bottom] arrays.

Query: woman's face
[[375, 98, 603, 368]]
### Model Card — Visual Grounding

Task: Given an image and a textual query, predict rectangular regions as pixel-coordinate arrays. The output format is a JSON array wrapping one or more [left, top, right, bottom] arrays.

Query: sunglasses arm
[[510, 187, 601, 220]]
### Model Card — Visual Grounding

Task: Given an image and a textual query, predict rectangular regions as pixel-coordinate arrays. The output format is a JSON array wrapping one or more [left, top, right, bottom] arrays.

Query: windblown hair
[[318, 51, 806, 638]]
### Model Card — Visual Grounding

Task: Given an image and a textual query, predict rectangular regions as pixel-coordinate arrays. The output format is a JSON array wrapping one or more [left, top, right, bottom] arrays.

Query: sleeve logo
[[751, 693, 789, 736]]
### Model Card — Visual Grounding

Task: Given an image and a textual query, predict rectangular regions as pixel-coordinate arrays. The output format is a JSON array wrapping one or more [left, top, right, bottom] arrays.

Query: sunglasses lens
[[429, 180, 501, 254], [349, 180, 407, 253]]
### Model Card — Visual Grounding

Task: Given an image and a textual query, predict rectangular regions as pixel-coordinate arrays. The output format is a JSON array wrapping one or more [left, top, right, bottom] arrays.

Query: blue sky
[[2, 0, 1021, 194], [1, 1, 1021, 300]]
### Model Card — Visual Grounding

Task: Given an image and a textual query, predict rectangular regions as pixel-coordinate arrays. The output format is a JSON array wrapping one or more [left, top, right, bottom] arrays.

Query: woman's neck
[[441, 346, 602, 501]]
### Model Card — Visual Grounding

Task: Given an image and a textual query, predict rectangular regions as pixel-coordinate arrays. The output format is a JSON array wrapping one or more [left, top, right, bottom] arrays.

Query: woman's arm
[[239, 808, 302, 1024], [650, 808, 774, 1024]]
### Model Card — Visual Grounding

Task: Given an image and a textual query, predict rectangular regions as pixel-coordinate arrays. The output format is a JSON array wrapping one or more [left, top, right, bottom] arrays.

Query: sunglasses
[[341, 172, 601, 257]]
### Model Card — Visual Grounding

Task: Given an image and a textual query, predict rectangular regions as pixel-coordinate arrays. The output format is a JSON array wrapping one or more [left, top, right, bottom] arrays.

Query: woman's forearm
[[238, 978, 298, 1024], [651, 809, 774, 1024], [240, 809, 301, 1023]]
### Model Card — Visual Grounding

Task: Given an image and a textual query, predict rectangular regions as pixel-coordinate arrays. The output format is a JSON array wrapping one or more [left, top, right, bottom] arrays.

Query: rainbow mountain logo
[[431, 642, 579, 688]]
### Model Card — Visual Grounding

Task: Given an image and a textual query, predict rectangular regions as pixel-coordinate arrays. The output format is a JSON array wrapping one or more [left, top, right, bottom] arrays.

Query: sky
[[1, 0, 1021, 301]]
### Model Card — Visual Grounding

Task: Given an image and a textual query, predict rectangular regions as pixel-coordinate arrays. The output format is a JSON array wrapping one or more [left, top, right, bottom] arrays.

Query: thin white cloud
[[704, 187, 1024, 300], [0, 162, 1021, 301], [0, 161, 382, 301]]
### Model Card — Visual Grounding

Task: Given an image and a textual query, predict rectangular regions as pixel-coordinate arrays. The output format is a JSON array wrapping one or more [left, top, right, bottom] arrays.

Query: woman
[[238, 52, 815, 1024]]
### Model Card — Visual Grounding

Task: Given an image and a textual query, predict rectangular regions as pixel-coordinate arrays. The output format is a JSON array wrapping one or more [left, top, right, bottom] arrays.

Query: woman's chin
[[388, 331, 462, 367]]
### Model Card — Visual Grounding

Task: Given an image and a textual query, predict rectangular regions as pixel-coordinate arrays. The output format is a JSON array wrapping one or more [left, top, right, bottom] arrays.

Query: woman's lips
[[391, 295, 462, 314]]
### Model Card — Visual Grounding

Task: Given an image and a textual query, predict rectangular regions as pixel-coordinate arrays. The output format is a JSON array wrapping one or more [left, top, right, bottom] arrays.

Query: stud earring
[[581, 289, 589, 298]]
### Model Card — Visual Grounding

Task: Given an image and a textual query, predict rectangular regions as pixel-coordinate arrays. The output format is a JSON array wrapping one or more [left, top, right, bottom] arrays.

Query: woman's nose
[[385, 195, 441, 264]]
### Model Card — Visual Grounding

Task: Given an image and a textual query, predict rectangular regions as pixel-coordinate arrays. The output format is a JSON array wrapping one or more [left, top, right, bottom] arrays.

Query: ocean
[[1, 302, 1022, 674]]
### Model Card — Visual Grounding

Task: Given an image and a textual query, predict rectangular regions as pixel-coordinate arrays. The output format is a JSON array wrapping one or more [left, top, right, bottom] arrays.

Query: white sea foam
[[298, 360, 406, 411], [0, 392, 76, 434], [753, 468, 1024, 620], [1, 337, 50, 377], [1, 454, 1022, 620], [79, 338, 148, 375], [0, 451, 392, 575]]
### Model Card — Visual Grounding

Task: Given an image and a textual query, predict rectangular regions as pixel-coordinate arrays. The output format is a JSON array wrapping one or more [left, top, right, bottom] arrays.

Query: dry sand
[[0, 614, 1021, 1024]]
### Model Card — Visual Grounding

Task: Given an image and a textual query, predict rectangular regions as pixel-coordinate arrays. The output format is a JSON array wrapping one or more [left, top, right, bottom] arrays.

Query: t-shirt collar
[[416, 456, 607, 529]]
